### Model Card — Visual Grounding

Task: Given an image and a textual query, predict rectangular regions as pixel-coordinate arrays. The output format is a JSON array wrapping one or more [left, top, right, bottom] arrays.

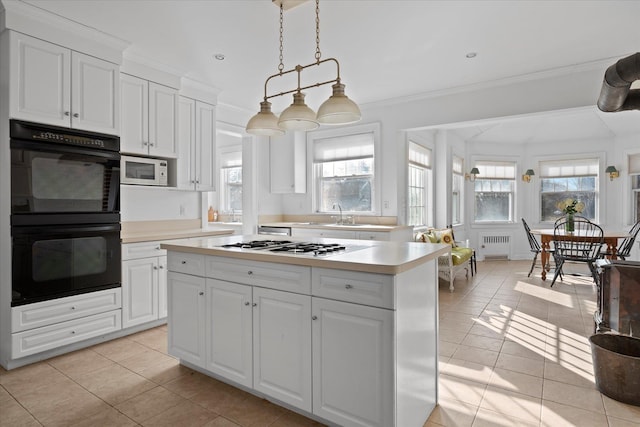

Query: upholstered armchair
[[416, 228, 473, 292]]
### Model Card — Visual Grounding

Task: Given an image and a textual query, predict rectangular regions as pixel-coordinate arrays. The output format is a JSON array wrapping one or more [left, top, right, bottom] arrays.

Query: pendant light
[[246, 0, 361, 135]]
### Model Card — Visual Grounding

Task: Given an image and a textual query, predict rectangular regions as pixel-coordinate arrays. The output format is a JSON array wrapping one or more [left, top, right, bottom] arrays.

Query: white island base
[[162, 236, 446, 427]]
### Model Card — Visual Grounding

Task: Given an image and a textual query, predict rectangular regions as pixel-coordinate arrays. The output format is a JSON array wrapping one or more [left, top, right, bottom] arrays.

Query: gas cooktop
[[219, 240, 356, 257]]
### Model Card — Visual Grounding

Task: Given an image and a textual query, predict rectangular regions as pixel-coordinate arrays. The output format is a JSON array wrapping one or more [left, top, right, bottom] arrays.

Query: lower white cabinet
[[312, 298, 393, 427], [122, 241, 170, 328], [167, 271, 206, 366]]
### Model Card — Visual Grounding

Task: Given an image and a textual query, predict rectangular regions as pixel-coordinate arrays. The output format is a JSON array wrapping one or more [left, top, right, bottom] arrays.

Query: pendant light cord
[[278, 3, 284, 73], [315, 0, 321, 63]]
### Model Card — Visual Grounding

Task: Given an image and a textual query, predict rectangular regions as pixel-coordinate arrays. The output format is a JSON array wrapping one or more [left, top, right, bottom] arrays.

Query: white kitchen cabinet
[[120, 74, 177, 158], [177, 96, 216, 191], [205, 279, 253, 388], [270, 131, 306, 193], [312, 297, 393, 427], [167, 271, 206, 367], [9, 32, 119, 134], [121, 241, 168, 328], [253, 287, 312, 412]]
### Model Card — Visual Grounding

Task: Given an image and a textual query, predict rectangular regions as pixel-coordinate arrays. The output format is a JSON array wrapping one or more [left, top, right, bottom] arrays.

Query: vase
[[565, 213, 575, 233]]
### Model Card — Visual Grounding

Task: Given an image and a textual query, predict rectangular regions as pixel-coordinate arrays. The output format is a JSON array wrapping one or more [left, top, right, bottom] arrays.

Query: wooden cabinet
[[9, 32, 119, 134], [121, 241, 169, 328], [120, 73, 177, 157], [177, 96, 216, 191], [270, 131, 306, 193], [167, 271, 206, 366], [312, 297, 393, 427]]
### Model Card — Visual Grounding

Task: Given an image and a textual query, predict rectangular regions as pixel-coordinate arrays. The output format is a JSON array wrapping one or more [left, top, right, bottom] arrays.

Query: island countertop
[[161, 234, 449, 275]]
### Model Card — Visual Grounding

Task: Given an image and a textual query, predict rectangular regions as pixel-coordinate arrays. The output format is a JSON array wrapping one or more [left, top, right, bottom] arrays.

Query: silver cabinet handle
[[247, 271, 253, 275], [159, 265, 164, 269], [154, 266, 158, 270], [199, 291, 204, 296], [73, 113, 79, 118], [156, 246, 161, 250], [71, 306, 76, 310], [64, 111, 70, 116], [345, 284, 353, 289], [149, 143, 154, 146], [245, 301, 250, 306], [312, 315, 318, 320], [181, 261, 187, 264], [71, 330, 76, 334], [252, 303, 257, 307], [143, 142, 149, 146]]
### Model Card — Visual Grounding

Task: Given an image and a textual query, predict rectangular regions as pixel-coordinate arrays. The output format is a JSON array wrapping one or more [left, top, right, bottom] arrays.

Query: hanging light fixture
[[246, 0, 361, 135]]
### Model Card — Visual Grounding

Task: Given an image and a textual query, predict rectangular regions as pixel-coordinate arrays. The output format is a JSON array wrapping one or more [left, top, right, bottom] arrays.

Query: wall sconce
[[605, 166, 620, 181], [465, 167, 480, 182], [522, 169, 535, 183]]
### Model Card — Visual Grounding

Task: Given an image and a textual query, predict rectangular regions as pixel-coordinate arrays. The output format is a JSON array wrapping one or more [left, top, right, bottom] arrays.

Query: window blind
[[452, 155, 463, 175], [477, 161, 516, 179], [629, 153, 640, 174], [409, 142, 431, 169], [540, 159, 598, 177], [220, 150, 242, 168], [313, 132, 374, 162]]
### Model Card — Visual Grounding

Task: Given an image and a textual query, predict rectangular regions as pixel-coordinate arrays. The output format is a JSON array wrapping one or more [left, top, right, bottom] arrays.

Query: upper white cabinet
[[270, 131, 306, 194], [177, 96, 216, 191], [9, 32, 119, 135], [120, 73, 178, 158]]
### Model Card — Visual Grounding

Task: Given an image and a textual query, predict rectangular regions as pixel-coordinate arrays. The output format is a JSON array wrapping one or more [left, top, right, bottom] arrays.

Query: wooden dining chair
[[551, 217, 604, 287], [522, 218, 559, 278], [599, 221, 640, 260]]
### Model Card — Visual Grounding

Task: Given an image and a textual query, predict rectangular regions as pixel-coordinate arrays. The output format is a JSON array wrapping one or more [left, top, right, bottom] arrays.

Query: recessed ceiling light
[[466, 52, 477, 59], [214, 53, 225, 61]]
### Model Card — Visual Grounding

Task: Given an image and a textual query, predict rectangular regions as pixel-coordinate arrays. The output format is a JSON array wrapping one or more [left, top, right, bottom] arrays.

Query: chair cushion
[[451, 247, 473, 265], [433, 228, 457, 247]]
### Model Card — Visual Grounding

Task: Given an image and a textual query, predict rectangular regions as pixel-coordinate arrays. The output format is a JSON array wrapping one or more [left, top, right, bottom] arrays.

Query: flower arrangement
[[557, 198, 585, 215]]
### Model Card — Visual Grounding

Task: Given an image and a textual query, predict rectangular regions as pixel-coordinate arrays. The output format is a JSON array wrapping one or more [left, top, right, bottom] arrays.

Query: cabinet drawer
[[312, 268, 394, 309], [167, 252, 205, 276], [205, 256, 311, 294], [357, 231, 389, 241], [12, 309, 122, 359], [12, 288, 121, 333], [122, 241, 166, 260]]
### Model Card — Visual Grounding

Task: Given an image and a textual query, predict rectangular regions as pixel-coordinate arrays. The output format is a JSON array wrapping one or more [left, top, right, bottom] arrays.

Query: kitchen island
[[161, 235, 448, 427]]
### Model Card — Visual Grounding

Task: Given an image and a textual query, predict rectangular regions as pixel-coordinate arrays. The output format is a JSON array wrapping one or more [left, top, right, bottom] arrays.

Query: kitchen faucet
[[332, 203, 343, 225]]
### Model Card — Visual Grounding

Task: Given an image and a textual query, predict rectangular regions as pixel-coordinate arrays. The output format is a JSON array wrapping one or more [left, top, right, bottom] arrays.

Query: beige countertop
[[260, 222, 413, 233], [161, 234, 448, 275], [121, 219, 235, 244]]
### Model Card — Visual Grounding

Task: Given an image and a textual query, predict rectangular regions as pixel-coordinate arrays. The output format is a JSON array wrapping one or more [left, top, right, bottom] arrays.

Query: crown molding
[[1, 0, 129, 64]]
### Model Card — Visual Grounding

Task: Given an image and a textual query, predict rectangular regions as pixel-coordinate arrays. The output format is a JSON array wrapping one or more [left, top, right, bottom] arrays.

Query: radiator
[[479, 233, 511, 259]]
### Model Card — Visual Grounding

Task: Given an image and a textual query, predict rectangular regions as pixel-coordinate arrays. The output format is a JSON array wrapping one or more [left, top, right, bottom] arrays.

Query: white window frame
[[308, 123, 381, 215], [538, 158, 600, 223], [472, 160, 517, 224], [628, 152, 640, 223], [452, 154, 464, 226], [407, 141, 432, 227], [219, 146, 242, 214]]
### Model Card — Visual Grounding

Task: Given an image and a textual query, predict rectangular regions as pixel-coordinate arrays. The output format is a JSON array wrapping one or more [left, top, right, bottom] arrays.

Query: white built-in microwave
[[121, 155, 168, 186]]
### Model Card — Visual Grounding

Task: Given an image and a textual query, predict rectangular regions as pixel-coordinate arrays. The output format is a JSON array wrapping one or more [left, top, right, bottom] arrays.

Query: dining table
[[530, 228, 630, 281]]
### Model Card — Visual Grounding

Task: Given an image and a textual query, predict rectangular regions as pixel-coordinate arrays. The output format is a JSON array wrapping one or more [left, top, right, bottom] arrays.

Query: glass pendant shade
[[246, 101, 285, 136], [317, 82, 361, 124], [278, 92, 319, 131]]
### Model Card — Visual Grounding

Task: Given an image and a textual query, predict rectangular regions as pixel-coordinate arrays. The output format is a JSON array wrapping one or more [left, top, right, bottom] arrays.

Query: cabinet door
[[122, 258, 158, 328], [195, 101, 216, 191], [270, 131, 306, 194], [71, 52, 119, 134], [9, 32, 71, 127], [149, 82, 178, 158], [120, 74, 149, 155], [176, 96, 196, 189], [157, 256, 168, 319], [205, 279, 253, 388], [254, 288, 312, 412], [167, 272, 205, 367], [291, 228, 356, 239], [312, 298, 393, 427]]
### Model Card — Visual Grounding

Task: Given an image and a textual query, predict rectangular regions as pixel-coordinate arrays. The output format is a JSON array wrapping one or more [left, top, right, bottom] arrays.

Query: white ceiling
[[19, 0, 640, 141]]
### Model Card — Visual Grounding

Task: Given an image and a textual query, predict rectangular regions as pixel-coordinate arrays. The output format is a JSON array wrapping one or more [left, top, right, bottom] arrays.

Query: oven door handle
[[11, 223, 121, 235], [10, 139, 120, 161]]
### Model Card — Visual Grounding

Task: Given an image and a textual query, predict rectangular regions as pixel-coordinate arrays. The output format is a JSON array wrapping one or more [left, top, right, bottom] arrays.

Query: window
[[473, 161, 516, 222], [219, 149, 242, 213], [311, 125, 378, 213], [629, 153, 640, 222], [539, 158, 598, 222], [407, 142, 432, 226], [452, 155, 464, 225]]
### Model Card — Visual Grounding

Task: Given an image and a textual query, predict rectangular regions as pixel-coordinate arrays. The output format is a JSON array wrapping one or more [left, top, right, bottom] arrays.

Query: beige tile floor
[[1, 260, 639, 426]]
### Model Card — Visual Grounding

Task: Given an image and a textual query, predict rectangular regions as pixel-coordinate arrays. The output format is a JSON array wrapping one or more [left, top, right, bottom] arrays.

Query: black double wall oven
[[10, 120, 121, 306]]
